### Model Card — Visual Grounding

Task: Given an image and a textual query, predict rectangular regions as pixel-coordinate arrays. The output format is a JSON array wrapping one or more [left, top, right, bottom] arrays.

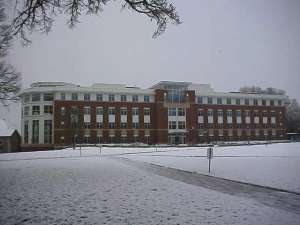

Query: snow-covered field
[[122, 142, 300, 193], [1, 151, 300, 225]]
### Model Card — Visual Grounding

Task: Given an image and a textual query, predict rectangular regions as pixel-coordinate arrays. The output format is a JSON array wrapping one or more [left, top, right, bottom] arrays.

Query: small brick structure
[[0, 130, 21, 153]]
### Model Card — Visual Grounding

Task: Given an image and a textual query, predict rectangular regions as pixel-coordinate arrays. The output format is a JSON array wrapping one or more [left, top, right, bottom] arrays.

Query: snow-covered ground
[[1, 153, 300, 225], [122, 142, 300, 193]]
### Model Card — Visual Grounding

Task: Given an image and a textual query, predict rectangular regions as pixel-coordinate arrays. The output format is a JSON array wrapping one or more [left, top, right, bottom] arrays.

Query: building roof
[[0, 119, 15, 137]]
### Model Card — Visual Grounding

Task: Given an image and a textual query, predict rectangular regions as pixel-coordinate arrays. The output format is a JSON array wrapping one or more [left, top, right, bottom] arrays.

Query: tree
[[239, 86, 286, 95], [12, 0, 181, 43], [0, 0, 21, 105], [286, 99, 300, 133]]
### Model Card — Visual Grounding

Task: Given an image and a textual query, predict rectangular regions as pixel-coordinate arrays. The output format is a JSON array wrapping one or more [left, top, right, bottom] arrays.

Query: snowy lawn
[[122, 142, 300, 193], [1, 154, 300, 225]]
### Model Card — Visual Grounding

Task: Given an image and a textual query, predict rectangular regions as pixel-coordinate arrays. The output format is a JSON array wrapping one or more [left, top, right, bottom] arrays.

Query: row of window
[[23, 93, 54, 102], [198, 109, 280, 117], [23, 120, 52, 144], [78, 122, 151, 129], [168, 108, 186, 116], [197, 96, 283, 106], [23, 105, 53, 116], [23, 93, 151, 103], [168, 121, 186, 129], [62, 106, 151, 116], [61, 135, 151, 144], [69, 93, 150, 102], [198, 129, 279, 137]]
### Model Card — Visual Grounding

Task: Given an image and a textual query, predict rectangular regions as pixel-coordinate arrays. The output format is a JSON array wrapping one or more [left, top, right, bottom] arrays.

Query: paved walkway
[[116, 157, 300, 215]]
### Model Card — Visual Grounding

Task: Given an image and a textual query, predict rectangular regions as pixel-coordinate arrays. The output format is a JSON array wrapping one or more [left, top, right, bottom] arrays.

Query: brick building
[[20, 81, 287, 149]]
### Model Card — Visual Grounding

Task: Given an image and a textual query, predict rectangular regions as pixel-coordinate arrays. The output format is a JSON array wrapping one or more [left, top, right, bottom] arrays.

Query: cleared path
[[116, 157, 300, 215]]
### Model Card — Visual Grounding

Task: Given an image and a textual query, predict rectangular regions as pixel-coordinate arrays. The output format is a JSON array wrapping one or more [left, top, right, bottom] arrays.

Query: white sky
[[2, 0, 300, 129]]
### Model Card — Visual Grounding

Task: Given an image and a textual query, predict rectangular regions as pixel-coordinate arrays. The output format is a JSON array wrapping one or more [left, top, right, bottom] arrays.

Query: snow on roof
[[0, 119, 15, 137]]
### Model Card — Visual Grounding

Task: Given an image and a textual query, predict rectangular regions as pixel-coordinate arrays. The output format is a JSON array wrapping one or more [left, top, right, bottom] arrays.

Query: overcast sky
[[2, 0, 300, 128]]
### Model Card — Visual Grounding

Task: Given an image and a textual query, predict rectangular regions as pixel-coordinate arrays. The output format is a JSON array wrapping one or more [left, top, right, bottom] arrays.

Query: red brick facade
[[53, 89, 286, 147]]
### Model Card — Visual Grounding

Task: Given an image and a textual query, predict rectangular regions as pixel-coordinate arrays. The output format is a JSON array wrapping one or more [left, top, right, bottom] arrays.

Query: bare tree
[[12, 0, 181, 43], [286, 99, 300, 133], [0, 0, 21, 105]]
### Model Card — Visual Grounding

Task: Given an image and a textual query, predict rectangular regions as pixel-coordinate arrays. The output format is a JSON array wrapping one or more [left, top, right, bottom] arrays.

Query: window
[[236, 110, 241, 117], [70, 106, 79, 128], [262, 99, 266, 106], [132, 95, 138, 102], [84, 93, 90, 101], [84, 122, 91, 129], [219, 129, 223, 136], [96, 107, 103, 115], [144, 123, 151, 129], [270, 100, 274, 106], [226, 98, 231, 104], [121, 108, 127, 115], [44, 105, 53, 114], [168, 121, 176, 129], [97, 122, 103, 129], [96, 136, 102, 144], [208, 97, 213, 104], [84, 135, 91, 144], [197, 97, 203, 104], [24, 106, 30, 116], [24, 120, 29, 144], [133, 136, 139, 143], [278, 100, 282, 106], [23, 95, 30, 103], [108, 107, 116, 115], [144, 95, 150, 103], [144, 108, 150, 116], [207, 109, 214, 116], [32, 120, 39, 144], [168, 108, 176, 116], [32, 93, 41, 101], [61, 107, 65, 116], [178, 108, 185, 116], [121, 95, 127, 102], [71, 93, 78, 101], [198, 129, 204, 136], [217, 110, 223, 116], [109, 94, 115, 102], [61, 93, 66, 100], [132, 108, 139, 116], [84, 106, 91, 114], [44, 120, 52, 144], [198, 109, 204, 116], [254, 99, 258, 105], [109, 122, 115, 129], [245, 110, 250, 117], [227, 110, 232, 117], [32, 106, 40, 115], [96, 94, 103, 101], [121, 123, 127, 129], [178, 121, 186, 129], [217, 98, 222, 104], [132, 122, 139, 129], [236, 99, 240, 105], [245, 99, 249, 105], [43, 93, 53, 101]]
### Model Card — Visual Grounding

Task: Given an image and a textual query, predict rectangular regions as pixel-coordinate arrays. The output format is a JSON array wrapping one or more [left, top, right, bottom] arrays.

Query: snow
[[1, 154, 300, 225], [122, 142, 300, 193]]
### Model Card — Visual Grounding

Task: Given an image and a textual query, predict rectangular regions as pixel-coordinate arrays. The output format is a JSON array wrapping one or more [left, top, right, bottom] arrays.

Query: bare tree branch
[[0, 0, 21, 105], [11, 0, 181, 43]]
